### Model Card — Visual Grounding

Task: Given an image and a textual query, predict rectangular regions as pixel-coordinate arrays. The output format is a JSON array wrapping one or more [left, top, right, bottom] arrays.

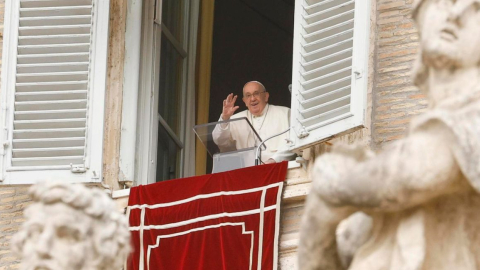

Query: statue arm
[[315, 123, 463, 212]]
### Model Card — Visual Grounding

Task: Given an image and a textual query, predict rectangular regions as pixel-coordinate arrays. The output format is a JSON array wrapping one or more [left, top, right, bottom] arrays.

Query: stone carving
[[12, 182, 131, 270], [299, 0, 480, 269]]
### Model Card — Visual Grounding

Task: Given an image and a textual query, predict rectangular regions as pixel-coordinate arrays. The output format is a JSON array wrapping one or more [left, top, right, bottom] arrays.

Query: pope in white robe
[[212, 81, 295, 163]]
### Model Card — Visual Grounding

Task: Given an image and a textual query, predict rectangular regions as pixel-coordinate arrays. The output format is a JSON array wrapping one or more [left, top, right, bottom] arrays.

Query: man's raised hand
[[222, 93, 239, 120]]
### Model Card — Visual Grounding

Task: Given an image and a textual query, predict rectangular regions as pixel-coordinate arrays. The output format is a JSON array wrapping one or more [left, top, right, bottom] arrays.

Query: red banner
[[127, 162, 288, 270]]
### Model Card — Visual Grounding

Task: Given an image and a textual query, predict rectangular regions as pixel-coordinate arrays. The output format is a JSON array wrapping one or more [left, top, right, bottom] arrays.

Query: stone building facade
[[0, 0, 426, 269], [373, 0, 427, 148]]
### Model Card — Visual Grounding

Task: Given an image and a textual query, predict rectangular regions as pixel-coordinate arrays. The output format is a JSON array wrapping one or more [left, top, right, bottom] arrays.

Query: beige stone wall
[[103, 0, 127, 191], [372, 0, 427, 149], [0, 186, 29, 269]]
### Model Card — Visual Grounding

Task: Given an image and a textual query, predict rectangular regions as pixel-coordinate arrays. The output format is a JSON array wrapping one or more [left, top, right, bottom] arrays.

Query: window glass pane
[[156, 124, 180, 182], [162, 0, 184, 43], [158, 33, 183, 136]]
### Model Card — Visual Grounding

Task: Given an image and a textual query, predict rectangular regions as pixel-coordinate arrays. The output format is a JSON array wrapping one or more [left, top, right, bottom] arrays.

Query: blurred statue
[[299, 0, 480, 269], [12, 182, 131, 270]]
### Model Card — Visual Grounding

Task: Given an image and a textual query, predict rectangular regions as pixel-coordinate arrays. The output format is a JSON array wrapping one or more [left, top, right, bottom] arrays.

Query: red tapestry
[[127, 162, 288, 270]]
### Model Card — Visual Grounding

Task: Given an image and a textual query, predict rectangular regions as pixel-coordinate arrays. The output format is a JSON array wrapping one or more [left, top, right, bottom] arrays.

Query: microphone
[[255, 127, 291, 165]]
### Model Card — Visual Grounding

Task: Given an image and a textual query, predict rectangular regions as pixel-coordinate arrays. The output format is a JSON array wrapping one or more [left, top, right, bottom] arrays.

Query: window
[[153, 0, 188, 182], [289, 0, 371, 150], [0, 0, 110, 184], [134, 0, 198, 184]]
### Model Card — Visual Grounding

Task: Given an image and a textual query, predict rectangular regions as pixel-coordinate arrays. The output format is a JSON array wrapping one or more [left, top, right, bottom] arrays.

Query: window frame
[[134, 0, 198, 185], [152, 3, 188, 182]]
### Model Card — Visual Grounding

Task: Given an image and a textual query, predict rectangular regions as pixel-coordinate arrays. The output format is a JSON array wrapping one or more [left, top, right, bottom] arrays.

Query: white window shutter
[[0, 0, 110, 184], [290, 0, 370, 150]]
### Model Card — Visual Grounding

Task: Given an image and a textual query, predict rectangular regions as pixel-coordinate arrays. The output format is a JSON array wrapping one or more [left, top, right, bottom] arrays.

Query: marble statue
[[12, 182, 131, 270], [299, 0, 480, 269]]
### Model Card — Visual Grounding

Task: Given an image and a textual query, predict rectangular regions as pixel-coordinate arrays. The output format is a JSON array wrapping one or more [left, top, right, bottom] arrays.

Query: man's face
[[418, 0, 480, 68], [242, 82, 269, 116], [20, 203, 94, 270]]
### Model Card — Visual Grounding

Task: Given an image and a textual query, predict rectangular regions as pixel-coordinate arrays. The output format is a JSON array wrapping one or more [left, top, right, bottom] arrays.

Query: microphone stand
[[255, 127, 291, 166]]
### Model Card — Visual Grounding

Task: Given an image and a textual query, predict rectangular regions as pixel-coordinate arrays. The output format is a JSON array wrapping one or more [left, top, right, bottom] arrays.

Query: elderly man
[[299, 0, 480, 269], [12, 182, 131, 270], [213, 81, 295, 163]]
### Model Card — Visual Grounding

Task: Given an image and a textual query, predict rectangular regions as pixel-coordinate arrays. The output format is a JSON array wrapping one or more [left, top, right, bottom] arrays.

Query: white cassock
[[212, 104, 296, 162]]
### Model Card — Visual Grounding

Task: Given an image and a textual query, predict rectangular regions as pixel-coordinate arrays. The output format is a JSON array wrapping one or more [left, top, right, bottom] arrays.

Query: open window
[[130, 0, 371, 181], [0, 0, 110, 184]]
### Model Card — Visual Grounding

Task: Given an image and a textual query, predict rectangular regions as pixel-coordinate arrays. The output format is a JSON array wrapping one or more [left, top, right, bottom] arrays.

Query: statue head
[[412, 0, 480, 91], [12, 182, 131, 270]]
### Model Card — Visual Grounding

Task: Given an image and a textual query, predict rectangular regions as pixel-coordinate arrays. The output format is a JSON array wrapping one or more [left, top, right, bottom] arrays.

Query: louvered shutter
[[289, 0, 370, 150], [0, 0, 110, 184]]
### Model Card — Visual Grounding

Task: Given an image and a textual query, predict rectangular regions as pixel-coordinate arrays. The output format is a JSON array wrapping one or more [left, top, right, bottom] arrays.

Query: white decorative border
[[129, 204, 277, 231], [127, 182, 284, 270], [146, 223, 254, 270], [128, 182, 282, 209], [257, 189, 266, 270]]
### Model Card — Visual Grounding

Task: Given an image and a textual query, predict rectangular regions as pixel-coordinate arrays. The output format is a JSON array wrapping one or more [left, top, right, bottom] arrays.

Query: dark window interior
[[207, 0, 295, 172]]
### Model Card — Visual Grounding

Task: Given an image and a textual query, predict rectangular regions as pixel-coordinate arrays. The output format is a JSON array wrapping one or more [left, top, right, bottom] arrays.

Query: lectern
[[193, 117, 264, 173]]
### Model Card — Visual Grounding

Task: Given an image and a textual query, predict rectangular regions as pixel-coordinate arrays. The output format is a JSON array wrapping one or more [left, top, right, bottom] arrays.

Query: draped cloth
[[127, 162, 288, 270]]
